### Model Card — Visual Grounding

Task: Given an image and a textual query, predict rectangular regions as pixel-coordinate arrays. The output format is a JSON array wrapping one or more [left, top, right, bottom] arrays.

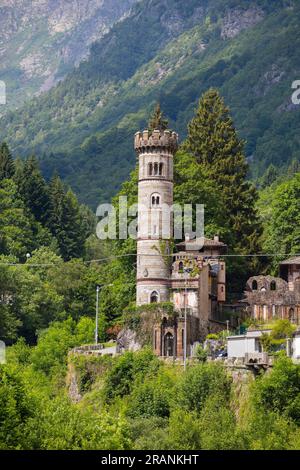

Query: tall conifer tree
[[48, 175, 85, 260], [148, 103, 168, 133], [0, 142, 15, 181], [183, 88, 262, 256], [16, 156, 50, 224]]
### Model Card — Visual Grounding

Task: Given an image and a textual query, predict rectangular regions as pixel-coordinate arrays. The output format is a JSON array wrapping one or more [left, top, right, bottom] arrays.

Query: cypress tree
[[183, 88, 262, 256], [0, 142, 15, 181]]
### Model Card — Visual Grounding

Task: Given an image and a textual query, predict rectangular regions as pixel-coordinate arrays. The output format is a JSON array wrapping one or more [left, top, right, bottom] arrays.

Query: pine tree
[[287, 158, 300, 177], [148, 103, 168, 133], [48, 175, 85, 260], [47, 175, 65, 255], [15, 156, 50, 224], [59, 189, 86, 260], [261, 164, 279, 188], [183, 88, 262, 256], [0, 142, 15, 181], [0, 179, 37, 259]]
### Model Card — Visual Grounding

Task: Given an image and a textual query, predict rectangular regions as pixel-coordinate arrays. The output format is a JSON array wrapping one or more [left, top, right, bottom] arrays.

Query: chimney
[[214, 235, 219, 242], [185, 233, 190, 242]]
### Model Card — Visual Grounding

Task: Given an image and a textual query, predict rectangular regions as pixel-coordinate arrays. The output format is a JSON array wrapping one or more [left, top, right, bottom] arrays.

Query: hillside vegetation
[[0, 0, 137, 110], [0, 0, 299, 207], [2, 338, 300, 450]]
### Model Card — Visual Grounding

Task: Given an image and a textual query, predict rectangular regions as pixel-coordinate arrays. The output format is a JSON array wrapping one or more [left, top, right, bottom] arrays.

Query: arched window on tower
[[151, 193, 160, 207], [159, 163, 163, 176], [150, 291, 159, 303], [153, 163, 159, 175], [148, 162, 153, 176], [179, 261, 184, 273]]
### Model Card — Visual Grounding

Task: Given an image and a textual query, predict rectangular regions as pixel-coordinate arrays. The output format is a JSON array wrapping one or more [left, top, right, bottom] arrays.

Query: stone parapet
[[134, 129, 178, 154]]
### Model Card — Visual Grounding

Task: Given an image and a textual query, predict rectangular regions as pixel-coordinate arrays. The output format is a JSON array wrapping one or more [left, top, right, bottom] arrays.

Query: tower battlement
[[134, 129, 178, 154]]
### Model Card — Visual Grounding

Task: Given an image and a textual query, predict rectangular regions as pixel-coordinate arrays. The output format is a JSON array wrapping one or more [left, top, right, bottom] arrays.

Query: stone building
[[243, 257, 300, 324], [135, 127, 227, 358]]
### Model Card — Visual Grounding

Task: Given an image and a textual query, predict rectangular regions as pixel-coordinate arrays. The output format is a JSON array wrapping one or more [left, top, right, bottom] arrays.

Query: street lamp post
[[95, 283, 113, 346], [95, 285, 100, 345], [183, 267, 192, 371]]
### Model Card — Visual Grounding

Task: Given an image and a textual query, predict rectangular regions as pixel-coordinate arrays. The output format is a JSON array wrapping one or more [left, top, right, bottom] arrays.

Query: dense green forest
[[3, 340, 300, 450], [0, 0, 299, 207], [1, 89, 300, 450], [1, 89, 299, 344], [0, 0, 137, 111]]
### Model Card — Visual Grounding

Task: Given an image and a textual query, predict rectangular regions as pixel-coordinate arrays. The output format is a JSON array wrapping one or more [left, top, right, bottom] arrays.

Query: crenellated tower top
[[134, 129, 178, 154]]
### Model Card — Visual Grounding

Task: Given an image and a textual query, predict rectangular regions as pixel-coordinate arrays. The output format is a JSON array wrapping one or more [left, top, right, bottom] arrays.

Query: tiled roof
[[280, 256, 300, 265], [176, 237, 227, 248]]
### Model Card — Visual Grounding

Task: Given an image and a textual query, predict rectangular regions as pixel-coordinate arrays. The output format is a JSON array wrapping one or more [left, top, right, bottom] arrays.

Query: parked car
[[217, 350, 227, 358]]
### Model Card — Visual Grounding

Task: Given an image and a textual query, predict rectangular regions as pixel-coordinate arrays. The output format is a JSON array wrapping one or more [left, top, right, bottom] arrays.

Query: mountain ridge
[[0, 0, 137, 109], [1, 0, 299, 208]]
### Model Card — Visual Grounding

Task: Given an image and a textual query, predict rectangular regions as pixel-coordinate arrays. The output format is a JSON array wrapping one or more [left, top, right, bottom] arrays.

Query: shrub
[[198, 397, 246, 450], [129, 417, 169, 450], [167, 409, 202, 450], [127, 369, 174, 419], [0, 365, 36, 449], [103, 348, 160, 402], [253, 356, 300, 424], [176, 362, 232, 414], [195, 345, 208, 363]]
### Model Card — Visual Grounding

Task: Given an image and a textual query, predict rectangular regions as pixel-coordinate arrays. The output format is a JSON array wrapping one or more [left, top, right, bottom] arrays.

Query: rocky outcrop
[[117, 328, 142, 353], [221, 7, 264, 39], [0, 0, 137, 108], [66, 361, 82, 404], [254, 64, 286, 97]]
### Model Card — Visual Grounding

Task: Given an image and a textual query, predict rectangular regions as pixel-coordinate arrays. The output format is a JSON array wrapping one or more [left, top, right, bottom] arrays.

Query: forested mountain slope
[[1, 0, 299, 207], [0, 0, 137, 110]]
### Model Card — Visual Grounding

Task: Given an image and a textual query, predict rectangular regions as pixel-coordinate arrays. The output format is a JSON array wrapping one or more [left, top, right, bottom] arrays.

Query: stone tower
[[134, 128, 178, 306]]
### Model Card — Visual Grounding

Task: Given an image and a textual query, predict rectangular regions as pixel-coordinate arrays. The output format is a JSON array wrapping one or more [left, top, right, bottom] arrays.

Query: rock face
[[117, 328, 141, 353], [221, 7, 264, 39], [67, 360, 82, 404], [0, 0, 137, 108]]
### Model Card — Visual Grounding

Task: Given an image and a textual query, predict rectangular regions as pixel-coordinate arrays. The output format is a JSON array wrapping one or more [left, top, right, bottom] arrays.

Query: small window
[[252, 280, 258, 290], [153, 163, 158, 175], [159, 162, 163, 176], [179, 261, 184, 273], [148, 162, 153, 176], [151, 193, 160, 207], [150, 291, 159, 303], [270, 281, 276, 291]]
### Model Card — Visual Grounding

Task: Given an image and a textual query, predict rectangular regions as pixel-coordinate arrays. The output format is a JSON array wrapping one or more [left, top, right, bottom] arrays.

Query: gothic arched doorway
[[164, 332, 174, 357], [289, 308, 295, 323]]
